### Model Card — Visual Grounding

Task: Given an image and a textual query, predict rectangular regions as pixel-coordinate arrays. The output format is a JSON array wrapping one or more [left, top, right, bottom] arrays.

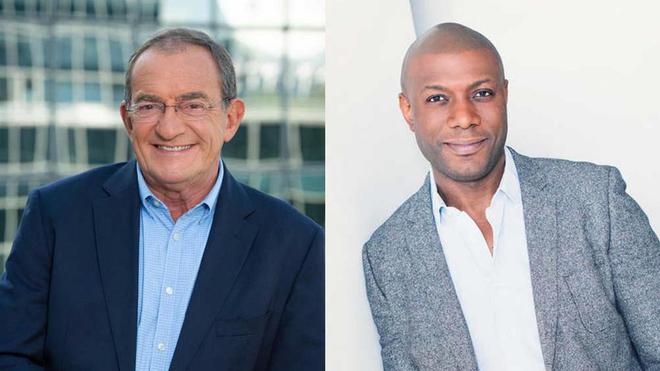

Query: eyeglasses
[[126, 97, 234, 123]]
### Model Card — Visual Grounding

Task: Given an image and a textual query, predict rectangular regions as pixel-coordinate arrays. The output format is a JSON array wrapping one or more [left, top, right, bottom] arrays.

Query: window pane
[[232, 30, 284, 116], [31, 36, 44, 68], [161, 0, 210, 23], [15, 0, 26, 15], [0, 77, 8, 101], [18, 35, 32, 67], [36, 0, 48, 13], [16, 208, 24, 229], [304, 202, 324, 226], [259, 124, 281, 159], [108, 0, 127, 18], [83, 36, 98, 71], [139, 0, 158, 21], [67, 128, 77, 162], [24, 77, 34, 101], [84, 81, 101, 102], [109, 39, 125, 72], [217, 0, 285, 27], [87, 128, 116, 164], [299, 169, 324, 193], [20, 127, 36, 163], [0, 209, 5, 241], [222, 125, 247, 159], [287, 31, 324, 109], [289, 0, 324, 27], [55, 36, 72, 70], [0, 34, 6, 65], [300, 126, 324, 162], [45, 78, 53, 101], [86, 0, 96, 16], [55, 80, 73, 103], [112, 83, 124, 104], [18, 181, 30, 196], [0, 127, 8, 163]]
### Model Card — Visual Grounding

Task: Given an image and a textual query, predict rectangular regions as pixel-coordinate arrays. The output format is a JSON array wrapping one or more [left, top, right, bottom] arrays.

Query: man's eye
[[473, 90, 494, 99], [426, 95, 448, 103], [181, 102, 207, 112], [136, 103, 159, 112]]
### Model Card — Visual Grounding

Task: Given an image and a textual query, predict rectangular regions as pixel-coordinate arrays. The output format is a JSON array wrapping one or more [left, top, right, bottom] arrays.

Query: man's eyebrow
[[133, 93, 163, 103], [423, 79, 494, 92], [177, 92, 210, 101]]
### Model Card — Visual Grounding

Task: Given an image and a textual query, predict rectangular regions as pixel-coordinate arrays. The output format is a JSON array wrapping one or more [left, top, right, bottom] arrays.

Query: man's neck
[[145, 170, 218, 222], [434, 155, 505, 216]]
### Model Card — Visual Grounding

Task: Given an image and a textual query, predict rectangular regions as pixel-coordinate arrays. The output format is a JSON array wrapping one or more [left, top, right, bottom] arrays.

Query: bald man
[[363, 23, 660, 370]]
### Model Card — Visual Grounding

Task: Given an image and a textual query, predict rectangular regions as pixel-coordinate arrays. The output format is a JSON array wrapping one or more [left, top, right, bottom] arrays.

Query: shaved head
[[401, 23, 505, 93]]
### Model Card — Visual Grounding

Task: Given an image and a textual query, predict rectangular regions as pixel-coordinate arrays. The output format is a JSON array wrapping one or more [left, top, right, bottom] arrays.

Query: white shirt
[[429, 148, 545, 371]]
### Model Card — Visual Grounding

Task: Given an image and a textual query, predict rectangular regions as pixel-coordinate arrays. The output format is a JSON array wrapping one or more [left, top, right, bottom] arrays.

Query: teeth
[[158, 145, 191, 152]]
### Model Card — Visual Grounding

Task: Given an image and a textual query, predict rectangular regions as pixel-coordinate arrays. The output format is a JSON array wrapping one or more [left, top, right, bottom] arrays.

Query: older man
[[0, 28, 323, 371], [363, 23, 659, 370]]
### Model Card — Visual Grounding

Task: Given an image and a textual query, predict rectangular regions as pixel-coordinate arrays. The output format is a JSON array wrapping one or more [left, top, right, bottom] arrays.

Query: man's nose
[[447, 98, 480, 129], [155, 105, 186, 139]]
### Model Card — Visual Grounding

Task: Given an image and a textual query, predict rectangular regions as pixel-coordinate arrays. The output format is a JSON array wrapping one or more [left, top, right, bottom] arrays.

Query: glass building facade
[[0, 0, 325, 273]]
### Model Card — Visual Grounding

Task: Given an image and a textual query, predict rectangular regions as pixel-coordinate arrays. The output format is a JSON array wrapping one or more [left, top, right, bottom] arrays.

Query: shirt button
[[165, 286, 173, 295], [151, 199, 160, 208], [172, 233, 181, 241], [157, 342, 165, 351]]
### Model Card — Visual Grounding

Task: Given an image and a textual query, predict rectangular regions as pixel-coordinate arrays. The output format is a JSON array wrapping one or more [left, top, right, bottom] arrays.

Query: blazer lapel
[[405, 176, 478, 370], [169, 168, 258, 371], [512, 149, 559, 370], [93, 161, 141, 371]]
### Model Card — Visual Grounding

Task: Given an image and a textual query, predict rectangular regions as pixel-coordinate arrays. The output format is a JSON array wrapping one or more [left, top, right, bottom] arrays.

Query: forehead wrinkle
[[423, 84, 449, 92], [131, 46, 222, 97], [178, 91, 211, 101], [133, 93, 163, 103]]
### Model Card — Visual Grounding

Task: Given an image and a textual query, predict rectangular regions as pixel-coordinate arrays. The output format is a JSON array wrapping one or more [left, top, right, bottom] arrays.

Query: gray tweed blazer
[[363, 149, 660, 370]]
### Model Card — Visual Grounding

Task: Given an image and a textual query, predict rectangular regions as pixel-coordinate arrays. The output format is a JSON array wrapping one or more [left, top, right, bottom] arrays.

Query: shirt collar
[[430, 147, 522, 215], [136, 161, 224, 215]]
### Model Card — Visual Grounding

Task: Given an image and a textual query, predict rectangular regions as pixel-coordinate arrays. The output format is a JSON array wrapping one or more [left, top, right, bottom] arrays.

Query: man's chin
[[434, 161, 494, 183], [445, 170, 491, 183], [146, 170, 198, 190]]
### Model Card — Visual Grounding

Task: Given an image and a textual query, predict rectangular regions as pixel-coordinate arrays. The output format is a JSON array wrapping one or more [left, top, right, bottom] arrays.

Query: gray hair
[[124, 28, 236, 107]]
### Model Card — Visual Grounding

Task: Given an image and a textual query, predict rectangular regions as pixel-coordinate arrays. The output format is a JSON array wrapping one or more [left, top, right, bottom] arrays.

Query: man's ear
[[223, 98, 245, 142], [398, 93, 415, 132], [503, 79, 509, 104], [120, 100, 134, 137]]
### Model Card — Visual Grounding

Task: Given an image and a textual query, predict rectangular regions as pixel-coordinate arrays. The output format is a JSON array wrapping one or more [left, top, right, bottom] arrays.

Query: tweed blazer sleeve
[[363, 243, 415, 371], [606, 167, 660, 368]]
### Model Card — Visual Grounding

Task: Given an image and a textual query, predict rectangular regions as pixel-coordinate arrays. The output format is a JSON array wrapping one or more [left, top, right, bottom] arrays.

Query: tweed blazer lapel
[[511, 149, 560, 369], [404, 175, 478, 370]]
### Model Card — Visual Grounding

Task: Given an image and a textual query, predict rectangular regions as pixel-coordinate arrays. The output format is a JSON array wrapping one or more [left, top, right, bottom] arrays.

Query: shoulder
[[364, 179, 427, 255], [240, 181, 322, 237], [33, 162, 130, 208], [520, 153, 612, 180], [513, 150, 618, 201]]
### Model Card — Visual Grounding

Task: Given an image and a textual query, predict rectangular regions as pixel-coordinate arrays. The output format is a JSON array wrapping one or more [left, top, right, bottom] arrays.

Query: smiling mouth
[[444, 139, 487, 156], [156, 144, 192, 152]]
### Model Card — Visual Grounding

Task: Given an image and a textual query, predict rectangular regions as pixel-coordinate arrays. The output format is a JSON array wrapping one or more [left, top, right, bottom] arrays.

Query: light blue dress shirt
[[134, 163, 224, 371]]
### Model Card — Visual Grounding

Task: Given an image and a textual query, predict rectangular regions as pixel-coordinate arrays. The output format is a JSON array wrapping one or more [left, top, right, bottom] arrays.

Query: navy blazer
[[0, 160, 324, 371]]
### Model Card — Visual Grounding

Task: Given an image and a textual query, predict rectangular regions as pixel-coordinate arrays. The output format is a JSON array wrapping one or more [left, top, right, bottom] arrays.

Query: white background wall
[[326, 0, 660, 370]]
